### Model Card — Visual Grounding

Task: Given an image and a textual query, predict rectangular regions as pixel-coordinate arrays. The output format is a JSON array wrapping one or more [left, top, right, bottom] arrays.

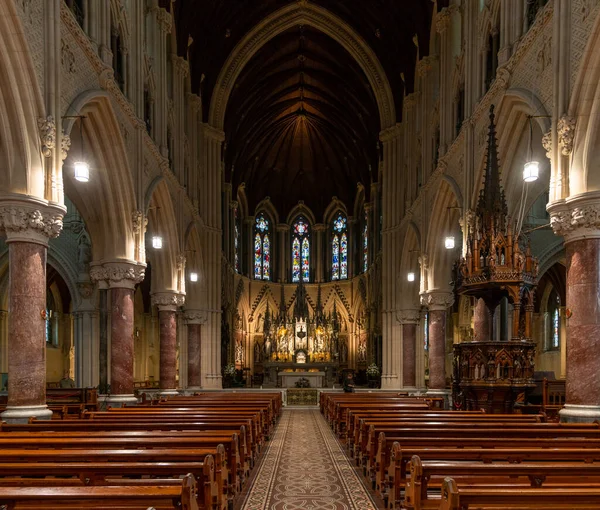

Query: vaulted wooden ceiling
[[171, 1, 443, 219]]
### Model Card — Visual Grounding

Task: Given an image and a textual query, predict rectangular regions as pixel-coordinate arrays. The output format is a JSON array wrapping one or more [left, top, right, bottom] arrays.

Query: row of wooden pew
[[0, 391, 282, 509], [320, 391, 600, 509]]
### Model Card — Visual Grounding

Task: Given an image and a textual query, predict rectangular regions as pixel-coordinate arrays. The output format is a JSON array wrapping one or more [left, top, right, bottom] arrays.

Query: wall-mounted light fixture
[[152, 235, 163, 249], [63, 115, 89, 182], [189, 272, 198, 282], [523, 116, 539, 183]]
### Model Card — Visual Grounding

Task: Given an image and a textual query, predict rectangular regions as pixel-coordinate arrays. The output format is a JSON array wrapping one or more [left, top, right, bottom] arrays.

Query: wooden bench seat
[[0, 433, 242, 496], [406, 455, 600, 509], [387, 443, 600, 509], [439, 477, 600, 509], [0, 447, 225, 509], [0, 472, 197, 510]]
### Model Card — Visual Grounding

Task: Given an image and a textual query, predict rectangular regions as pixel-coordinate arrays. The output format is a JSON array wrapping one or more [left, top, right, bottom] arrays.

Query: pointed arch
[[146, 180, 180, 292], [209, 2, 395, 131], [63, 92, 136, 261], [0, 0, 46, 198]]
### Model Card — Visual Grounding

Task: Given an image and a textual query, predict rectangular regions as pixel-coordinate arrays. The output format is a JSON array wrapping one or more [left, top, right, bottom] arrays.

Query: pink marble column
[[0, 200, 66, 423], [473, 298, 491, 341], [565, 238, 600, 409], [90, 261, 145, 407], [152, 292, 184, 395], [402, 323, 417, 387], [6, 242, 50, 416], [110, 287, 135, 397], [428, 309, 447, 390], [159, 309, 178, 392], [187, 323, 202, 389]]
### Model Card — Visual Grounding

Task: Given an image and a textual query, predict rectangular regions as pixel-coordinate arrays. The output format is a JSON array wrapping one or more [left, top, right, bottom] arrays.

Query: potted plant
[[366, 363, 381, 388], [223, 363, 236, 388]]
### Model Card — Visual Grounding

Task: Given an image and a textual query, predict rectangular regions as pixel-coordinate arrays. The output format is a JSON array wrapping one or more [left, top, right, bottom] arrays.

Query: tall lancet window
[[292, 217, 310, 282], [254, 214, 270, 280], [363, 211, 368, 272], [234, 207, 240, 273], [331, 213, 348, 280]]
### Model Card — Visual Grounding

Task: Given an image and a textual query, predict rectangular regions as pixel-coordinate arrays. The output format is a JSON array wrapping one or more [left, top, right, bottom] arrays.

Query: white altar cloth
[[280, 371, 325, 388]]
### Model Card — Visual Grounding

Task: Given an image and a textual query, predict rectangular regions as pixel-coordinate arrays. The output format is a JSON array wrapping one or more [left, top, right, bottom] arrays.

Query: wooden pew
[[0, 447, 226, 510], [0, 461, 214, 508], [439, 476, 600, 510], [0, 433, 241, 496], [0, 472, 198, 509], [406, 454, 600, 509], [387, 443, 600, 509]]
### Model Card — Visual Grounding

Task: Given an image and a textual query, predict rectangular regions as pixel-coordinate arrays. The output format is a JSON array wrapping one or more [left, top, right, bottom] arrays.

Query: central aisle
[[240, 408, 380, 510]]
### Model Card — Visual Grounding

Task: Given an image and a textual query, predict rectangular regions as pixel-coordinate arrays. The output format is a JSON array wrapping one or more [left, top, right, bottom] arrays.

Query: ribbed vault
[[225, 26, 379, 218]]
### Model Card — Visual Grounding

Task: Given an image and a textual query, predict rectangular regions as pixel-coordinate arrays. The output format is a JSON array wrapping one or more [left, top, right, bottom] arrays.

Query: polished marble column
[[185, 310, 206, 390], [0, 199, 65, 423], [549, 193, 600, 422], [152, 292, 185, 396], [473, 298, 491, 341], [398, 310, 419, 388], [90, 261, 145, 406], [421, 291, 454, 397]]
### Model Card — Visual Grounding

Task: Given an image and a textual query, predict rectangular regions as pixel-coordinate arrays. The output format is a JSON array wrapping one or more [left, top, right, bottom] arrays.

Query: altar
[[280, 371, 325, 388]]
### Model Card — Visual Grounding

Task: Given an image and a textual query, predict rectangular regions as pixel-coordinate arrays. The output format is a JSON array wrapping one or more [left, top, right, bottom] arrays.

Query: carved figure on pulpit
[[514, 358, 522, 379]]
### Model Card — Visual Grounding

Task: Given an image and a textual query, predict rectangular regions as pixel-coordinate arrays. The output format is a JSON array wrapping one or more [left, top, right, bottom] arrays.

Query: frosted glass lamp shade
[[74, 161, 89, 182], [523, 161, 539, 182], [152, 236, 163, 249]]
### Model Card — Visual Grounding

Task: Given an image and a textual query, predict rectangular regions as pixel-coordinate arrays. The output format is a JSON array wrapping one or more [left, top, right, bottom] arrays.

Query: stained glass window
[[292, 217, 310, 282], [254, 214, 270, 280], [424, 312, 429, 351], [552, 308, 559, 348], [292, 238, 301, 282], [363, 213, 368, 272], [331, 213, 348, 280], [263, 234, 270, 281], [234, 208, 240, 273], [341, 233, 348, 279], [552, 293, 560, 349], [332, 235, 340, 280]]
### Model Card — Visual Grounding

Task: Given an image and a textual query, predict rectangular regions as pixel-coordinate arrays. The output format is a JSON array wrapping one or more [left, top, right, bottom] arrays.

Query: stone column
[[90, 261, 145, 406], [0, 199, 65, 423], [152, 292, 185, 396], [185, 310, 206, 390], [473, 298, 491, 341], [398, 310, 420, 388], [276, 224, 289, 283], [313, 224, 326, 282], [549, 193, 600, 421], [0, 310, 7, 373], [421, 291, 454, 397]]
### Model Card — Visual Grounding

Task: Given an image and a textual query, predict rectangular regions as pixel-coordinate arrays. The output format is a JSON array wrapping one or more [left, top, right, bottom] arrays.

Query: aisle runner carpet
[[242, 409, 379, 510]]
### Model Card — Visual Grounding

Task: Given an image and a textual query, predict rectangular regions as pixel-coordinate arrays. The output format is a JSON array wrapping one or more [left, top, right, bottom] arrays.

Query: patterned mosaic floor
[[240, 409, 380, 510]]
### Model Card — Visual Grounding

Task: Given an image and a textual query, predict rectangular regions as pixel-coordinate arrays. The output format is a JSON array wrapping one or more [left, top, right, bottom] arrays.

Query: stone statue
[[78, 234, 91, 272]]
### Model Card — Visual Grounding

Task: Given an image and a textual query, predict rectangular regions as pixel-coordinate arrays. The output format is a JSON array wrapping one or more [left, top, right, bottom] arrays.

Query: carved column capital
[[548, 191, 600, 242], [0, 195, 66, 245], [557, 115, 576, 155], [184, 309, 208, 325], [397, 309, 420, 324], [420, 291, 454, 311], [152, 291, 185, 311], [542, 130, 552, 160], [90, 260, 146, 289]]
